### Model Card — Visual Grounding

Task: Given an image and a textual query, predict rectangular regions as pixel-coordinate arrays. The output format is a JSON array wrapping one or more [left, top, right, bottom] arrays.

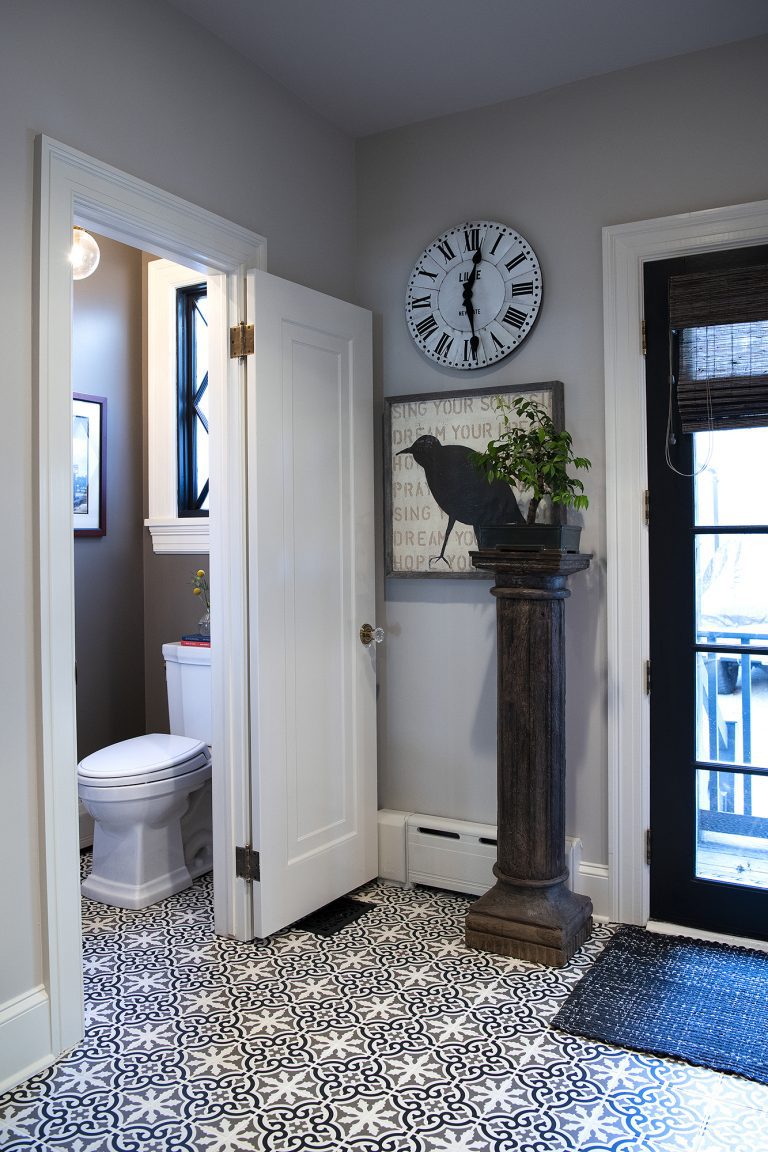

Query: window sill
[[145, 518, 209, 555]]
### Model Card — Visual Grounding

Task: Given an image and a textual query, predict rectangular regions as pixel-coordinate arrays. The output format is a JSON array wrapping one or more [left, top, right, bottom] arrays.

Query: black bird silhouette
[[398, 435, 524, 567]]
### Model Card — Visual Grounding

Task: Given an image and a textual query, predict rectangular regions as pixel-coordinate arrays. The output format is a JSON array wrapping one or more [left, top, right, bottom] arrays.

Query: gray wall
[[73, 235, 208, 749], [143, 550, 209, 733], [2, 0, 356, 1013], [357, 34, 768, 866], [73, 236, 145, 760]]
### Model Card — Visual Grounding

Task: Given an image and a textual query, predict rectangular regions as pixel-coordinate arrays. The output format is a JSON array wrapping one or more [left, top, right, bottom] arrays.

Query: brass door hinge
[[235, 844, 260, 882], [645, 659, 651, 695], [646, 828, 652, 866], [641, 319, 647, 356], [230, 321, 254, 359], [643, 489, 650, 526]]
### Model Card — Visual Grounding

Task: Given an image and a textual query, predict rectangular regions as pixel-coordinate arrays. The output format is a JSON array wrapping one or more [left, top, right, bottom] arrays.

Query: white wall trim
[[32, 135, 266, 1091], [575, 860, 611, 922], [603, 198, 768, 926], [0, 987, 54, 1095], [145, 520, 210, 553]]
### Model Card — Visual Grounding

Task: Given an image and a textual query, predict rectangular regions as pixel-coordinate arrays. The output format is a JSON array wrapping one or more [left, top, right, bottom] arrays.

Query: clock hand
[[462, 245, 483, 359], [466, 308, 479, 360]]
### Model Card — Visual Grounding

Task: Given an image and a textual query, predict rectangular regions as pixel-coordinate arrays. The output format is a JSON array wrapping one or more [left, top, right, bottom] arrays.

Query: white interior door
[[245, 270, 377, 937]]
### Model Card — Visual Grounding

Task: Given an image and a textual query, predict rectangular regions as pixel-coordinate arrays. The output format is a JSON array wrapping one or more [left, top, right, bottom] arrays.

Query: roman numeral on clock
[[434, 331, 453, 357], [505, 251, 527, 273], [436, 240, 456, 263], [415, 314, 439, 339], [503, 306, 527, 329], [464, 227, 480, 252], [510, 281, 534, 297], [409, 295, 431, 310]]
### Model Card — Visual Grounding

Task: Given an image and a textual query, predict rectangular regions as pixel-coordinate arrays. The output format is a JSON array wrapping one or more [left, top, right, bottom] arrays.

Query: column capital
[[470, 548, 592, 585]]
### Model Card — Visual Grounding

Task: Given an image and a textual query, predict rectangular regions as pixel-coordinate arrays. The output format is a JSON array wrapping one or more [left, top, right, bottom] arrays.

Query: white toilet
[[78, 642, 213, 909]]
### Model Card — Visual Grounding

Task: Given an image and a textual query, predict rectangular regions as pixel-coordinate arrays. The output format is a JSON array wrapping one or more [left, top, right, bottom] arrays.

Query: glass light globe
[[70, 227, 100, 280]]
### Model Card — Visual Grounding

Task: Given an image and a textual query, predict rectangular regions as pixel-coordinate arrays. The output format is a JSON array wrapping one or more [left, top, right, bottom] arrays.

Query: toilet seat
[[78, 733, 210, 787]]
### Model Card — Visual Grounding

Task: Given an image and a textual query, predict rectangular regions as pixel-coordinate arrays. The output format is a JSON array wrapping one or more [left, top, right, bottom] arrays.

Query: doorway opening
[[72, 236, 212, 871], [36, 136, 265, 1066]]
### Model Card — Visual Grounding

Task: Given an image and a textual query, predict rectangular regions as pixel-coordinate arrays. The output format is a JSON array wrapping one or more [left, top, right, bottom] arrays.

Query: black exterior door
[[645, 246, 768, 939]]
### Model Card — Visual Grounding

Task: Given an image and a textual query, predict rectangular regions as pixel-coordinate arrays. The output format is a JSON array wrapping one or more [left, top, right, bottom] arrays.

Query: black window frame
[[176, 282, 209, 517]]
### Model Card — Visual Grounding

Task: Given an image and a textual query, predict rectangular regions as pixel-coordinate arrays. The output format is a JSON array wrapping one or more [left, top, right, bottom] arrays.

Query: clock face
[[405, 221, 542, 369]]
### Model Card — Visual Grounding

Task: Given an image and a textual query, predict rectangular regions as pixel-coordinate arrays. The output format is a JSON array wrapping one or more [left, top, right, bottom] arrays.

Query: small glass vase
[[198, 609, 210, 637]]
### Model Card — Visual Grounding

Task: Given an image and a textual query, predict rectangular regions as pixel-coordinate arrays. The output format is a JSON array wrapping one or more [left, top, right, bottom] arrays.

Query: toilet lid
[[77, 733, 210, 787]]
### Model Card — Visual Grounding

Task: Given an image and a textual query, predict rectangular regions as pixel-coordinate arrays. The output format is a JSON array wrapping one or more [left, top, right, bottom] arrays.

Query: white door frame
[[35, 136, 265, 1063], [604, 197, 768, 926]]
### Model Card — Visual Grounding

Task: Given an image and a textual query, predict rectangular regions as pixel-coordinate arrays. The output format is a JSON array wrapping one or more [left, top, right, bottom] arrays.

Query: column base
[[465, 880, 593, 966]]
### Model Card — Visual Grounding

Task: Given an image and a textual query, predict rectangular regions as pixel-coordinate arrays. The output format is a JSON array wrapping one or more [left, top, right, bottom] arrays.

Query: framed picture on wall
[[73, 393, 107, 537], [384, 380, 564, 577]]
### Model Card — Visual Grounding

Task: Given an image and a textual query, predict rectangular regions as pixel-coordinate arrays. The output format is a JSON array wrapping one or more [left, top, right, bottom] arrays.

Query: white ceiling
[[165, 0, 768, 137]]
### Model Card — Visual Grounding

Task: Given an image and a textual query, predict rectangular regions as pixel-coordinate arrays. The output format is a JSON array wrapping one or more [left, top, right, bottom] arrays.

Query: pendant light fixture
[[70, 226, 100, 280]]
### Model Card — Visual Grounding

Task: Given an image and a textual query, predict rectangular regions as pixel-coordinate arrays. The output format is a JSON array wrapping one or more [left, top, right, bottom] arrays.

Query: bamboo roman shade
[[669, 263, 768, 432]]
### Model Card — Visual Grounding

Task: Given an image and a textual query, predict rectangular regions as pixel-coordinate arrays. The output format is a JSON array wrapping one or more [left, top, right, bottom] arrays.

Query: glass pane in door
[[696, 766, 768, 888], [695, 532, 768, 677], [693, 428, 768, 889], [694, 427, 767, 527], [695, 652, 768, 768]]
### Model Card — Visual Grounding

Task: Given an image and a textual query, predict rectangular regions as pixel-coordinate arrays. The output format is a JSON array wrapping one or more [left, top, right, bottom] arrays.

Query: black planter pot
[[475, 524, 582, 552]]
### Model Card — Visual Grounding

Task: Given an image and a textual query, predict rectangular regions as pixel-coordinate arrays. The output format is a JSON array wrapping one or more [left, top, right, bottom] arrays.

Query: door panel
[[645, 248, 768, 938], [246, 270, 377, 938]]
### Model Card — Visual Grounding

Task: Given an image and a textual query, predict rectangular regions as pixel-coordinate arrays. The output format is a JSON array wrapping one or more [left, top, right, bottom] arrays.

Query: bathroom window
[[177, 283, 209, 516], [146, 259, 210, 553]]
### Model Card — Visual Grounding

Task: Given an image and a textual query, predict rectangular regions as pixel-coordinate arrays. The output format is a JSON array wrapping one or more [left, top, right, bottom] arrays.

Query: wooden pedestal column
[[465, 549, 592, 966]]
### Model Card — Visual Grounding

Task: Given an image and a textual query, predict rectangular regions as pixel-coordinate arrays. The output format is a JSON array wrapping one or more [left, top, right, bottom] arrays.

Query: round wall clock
[[405, 220, 542, 369]]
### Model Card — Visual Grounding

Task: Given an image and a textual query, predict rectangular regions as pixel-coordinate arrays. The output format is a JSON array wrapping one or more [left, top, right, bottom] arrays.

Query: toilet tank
[[162, 642, 211, 744]]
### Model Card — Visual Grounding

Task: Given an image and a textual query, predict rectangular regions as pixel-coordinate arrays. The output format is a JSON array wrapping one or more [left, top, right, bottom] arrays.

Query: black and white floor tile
[[2, 859, 768, 1151]]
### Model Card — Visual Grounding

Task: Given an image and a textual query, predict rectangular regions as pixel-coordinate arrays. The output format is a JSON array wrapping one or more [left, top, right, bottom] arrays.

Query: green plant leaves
[[472, 394, 591, 521]]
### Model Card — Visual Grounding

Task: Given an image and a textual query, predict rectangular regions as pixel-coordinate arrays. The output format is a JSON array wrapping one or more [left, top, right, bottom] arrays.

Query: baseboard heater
[[378, 809, 582, 898]]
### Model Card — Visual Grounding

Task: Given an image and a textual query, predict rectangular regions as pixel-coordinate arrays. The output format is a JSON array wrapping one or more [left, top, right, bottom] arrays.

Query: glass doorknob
[[360, 623, 385, 647]]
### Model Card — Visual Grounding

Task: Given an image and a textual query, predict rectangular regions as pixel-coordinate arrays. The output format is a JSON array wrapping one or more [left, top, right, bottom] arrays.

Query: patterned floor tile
[[2, 861, 768, 1152]]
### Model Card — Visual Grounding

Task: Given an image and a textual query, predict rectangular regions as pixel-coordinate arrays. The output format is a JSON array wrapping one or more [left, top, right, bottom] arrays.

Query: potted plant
[[471, 394, 591, 551]]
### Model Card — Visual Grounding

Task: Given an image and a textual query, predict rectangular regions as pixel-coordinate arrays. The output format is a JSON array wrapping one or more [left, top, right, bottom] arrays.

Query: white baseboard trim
[[0, 986, 53, 1094], [575, 860, 611, 922], [377, 809, 612, 919]]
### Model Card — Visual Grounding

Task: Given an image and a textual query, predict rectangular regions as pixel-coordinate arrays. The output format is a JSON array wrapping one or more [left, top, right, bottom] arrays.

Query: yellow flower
[[191, 568, 210, 611]]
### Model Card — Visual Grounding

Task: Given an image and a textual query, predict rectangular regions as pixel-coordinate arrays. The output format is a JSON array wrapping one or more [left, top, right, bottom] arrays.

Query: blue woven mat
[[552, 925, 768, 1085]]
